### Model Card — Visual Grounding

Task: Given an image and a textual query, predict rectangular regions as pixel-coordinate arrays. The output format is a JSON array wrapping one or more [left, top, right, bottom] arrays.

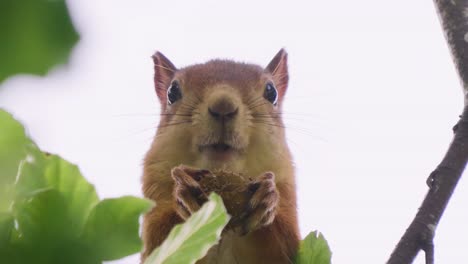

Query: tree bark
[[387, 1, 468, 263], [434, 0, 468, 102]]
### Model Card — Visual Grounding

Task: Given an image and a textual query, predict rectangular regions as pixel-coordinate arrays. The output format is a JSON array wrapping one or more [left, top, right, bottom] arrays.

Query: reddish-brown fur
[[141, 50, 300, 263]]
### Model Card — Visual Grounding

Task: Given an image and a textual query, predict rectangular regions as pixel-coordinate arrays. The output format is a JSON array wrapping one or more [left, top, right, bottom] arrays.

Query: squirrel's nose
[[208, 98, 238, 121]]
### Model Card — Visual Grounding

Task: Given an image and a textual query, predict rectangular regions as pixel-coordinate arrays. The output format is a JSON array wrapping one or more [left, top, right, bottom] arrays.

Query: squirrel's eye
[[167, 81, 182, 105], [263, 83, 278, 105]]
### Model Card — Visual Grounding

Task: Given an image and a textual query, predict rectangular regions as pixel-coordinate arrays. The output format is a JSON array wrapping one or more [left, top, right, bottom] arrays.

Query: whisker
[[250, 120, 287, 129], [185, 96, 200, 108], [253, 116, 318, 123], [276, 112, 322, 117], [158, 120, 192, 128], [110, 113, 159, 118], [192, 91, 204, 105], [253, 111, 321, 117], [283, 124, 323, 138], [249, 119, 322, 139], [249, 101, 270, 110], [109, 126, 157, 142], [251, 114, 282, 118], [181, 102, 197, 110], [159, 113, 193, 117], [246, 96, 264, 108]]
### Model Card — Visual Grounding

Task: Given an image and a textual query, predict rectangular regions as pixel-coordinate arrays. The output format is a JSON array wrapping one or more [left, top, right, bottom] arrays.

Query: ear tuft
[[265, 49, 289, 98], [152, 51, 177, 104]]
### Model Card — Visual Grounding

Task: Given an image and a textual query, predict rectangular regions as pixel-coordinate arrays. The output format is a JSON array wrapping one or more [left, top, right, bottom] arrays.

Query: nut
[[198, 170, 252, 218]]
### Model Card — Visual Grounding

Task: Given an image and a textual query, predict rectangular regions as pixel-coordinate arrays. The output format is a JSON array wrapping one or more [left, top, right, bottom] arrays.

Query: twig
[[387, 108, 468, 264], [387, 0, 468, 263]]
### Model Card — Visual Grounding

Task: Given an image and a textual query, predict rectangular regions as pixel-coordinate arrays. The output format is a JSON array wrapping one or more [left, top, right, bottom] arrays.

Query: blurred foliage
[[0, 0, 79, 83], [0, 109, 153, 264], [144, 193, 230, 264], [296, 231, 332, 264], [0, 110, 28, 212]]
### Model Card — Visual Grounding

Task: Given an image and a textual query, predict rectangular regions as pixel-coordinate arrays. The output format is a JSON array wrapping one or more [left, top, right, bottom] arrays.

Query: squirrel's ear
[[152, 51, 177, 104], [265, 49, 289, 97]]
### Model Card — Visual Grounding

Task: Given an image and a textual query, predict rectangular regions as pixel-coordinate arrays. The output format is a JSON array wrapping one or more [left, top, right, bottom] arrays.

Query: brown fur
[[141, 49, 300, 263]]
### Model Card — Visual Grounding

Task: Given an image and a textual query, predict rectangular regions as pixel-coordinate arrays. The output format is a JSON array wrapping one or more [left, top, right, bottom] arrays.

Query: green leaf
[[0, 110, 50, 214], [14, 143, 49, 200], [0, 109, 29, 212], [14, 189, 100, 264], [43, 155, 99, 235], [0, 110, 28, 184], [144, 193, 230, 264], [0, 109, 151, 263], [82, 196, 154, 260], [0, 0, 79, 83], [295, 231, 332, 264], [0, 213, 14, 247], [15, 189, 71, 242]]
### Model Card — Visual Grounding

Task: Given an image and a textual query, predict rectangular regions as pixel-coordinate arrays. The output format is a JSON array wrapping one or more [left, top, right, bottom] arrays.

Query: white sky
[[1, 0, 467, 263]]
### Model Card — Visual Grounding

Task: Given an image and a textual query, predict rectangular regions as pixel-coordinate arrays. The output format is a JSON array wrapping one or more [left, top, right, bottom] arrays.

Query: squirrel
[[141, 49, 300, 264]]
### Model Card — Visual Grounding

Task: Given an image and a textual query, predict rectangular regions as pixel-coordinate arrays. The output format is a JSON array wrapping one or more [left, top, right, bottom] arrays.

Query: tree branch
[[387, 1, 468, 263], [387, 108, 468, 264], [434, 0, 468, 99]]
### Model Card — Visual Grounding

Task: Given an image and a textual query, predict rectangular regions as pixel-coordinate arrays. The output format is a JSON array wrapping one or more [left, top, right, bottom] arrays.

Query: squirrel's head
[[150, 50, 290, 172]]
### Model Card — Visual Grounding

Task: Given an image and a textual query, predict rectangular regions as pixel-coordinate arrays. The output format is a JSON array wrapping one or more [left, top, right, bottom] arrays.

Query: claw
[[172, 165, 209, 220], [177, 165, 212, 181], [238, 172, 279, 234]]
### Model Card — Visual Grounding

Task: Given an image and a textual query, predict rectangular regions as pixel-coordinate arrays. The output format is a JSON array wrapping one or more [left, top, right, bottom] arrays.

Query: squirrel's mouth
[[199, 143, 233, 152], [207, 143, 232, 151], [198, 142, 239, 160]]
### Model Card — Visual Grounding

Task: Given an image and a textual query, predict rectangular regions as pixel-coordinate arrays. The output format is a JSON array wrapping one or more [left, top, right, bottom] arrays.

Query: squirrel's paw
[[238, 172, 279, 235], [171, 165, 210, 220]]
